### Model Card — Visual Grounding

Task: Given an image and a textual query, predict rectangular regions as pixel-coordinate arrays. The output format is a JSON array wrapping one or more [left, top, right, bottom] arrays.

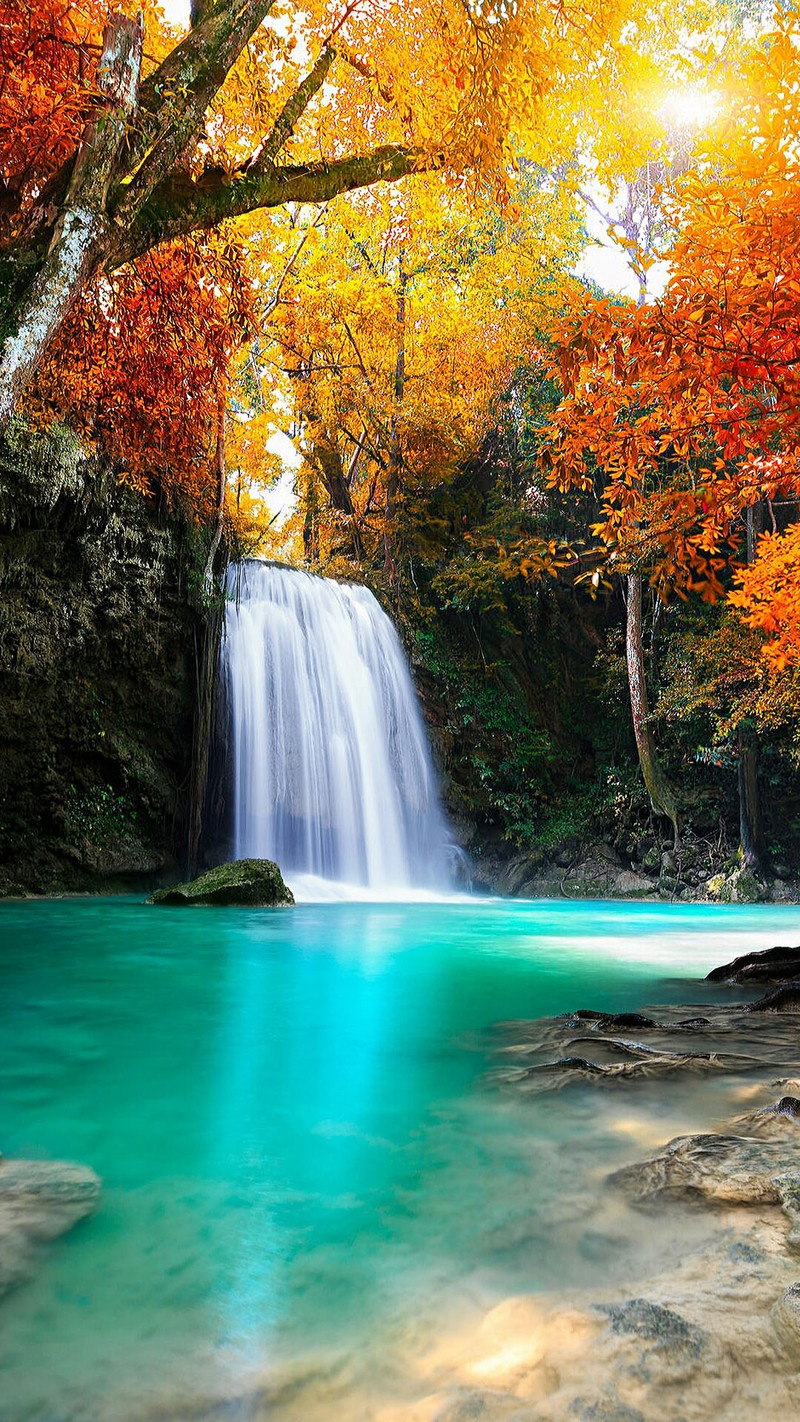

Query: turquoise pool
[[1, 895, 798, 1420]]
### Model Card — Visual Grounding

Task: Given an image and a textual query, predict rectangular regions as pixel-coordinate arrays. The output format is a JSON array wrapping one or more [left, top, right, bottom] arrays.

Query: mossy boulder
[[150, 859, 294, 907], [706, 865, 764, 903]]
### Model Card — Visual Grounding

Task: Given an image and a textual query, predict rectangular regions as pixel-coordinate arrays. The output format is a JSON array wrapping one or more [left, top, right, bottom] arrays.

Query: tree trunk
[[737, 725, 766, 875], [384, 253, 406, 579], [187, 604, 225, 876], [626, 573, 680, 845], [203, 392, 227, 598], [0, 15, 143, 429], [736, 503, 767, 874], [310, 435, 364, 561]]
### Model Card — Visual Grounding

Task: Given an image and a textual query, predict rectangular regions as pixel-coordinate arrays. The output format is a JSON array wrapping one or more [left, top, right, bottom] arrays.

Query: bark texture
[[625, 573, 680, 845], [0, 0, 442, 429], [0, 15, 143, 426], [737, 726, 767, 874]]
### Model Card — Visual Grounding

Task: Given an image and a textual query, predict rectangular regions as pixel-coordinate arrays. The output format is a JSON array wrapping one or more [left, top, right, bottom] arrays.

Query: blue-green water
[[2, 896, 799, 1421]]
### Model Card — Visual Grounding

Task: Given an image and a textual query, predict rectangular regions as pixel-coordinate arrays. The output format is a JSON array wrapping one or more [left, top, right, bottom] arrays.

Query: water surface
[[1, 895, 798, 1420]]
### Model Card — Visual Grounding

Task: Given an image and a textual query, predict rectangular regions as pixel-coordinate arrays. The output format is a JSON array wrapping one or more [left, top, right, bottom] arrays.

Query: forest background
[[1, 0, 799, 899]]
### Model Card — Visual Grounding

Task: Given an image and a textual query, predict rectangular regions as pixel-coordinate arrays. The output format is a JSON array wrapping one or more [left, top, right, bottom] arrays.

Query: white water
[[223, 562, 452, 893]]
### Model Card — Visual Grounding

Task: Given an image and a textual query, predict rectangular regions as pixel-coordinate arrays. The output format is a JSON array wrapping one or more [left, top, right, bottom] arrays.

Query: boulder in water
[[0, 1156, 101, 1296], [150, 858, 294, 907], [707, 945, 800, 985]]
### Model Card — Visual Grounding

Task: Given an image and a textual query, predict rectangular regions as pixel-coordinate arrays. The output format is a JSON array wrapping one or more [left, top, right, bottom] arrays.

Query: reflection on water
[[1, 896, 799, 1420]]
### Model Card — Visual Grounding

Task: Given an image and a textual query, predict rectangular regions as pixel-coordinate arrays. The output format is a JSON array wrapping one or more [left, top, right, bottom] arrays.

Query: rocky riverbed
[[475, 841, 800, 905]]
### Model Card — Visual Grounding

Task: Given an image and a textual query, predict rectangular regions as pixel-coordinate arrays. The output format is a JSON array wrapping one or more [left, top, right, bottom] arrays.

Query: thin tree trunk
[[626, 573, 680, 845], [203, 392, 227, 598], [737, 504, 767, 874], [0, 15, 143, 429], [187, 605, 225, 876], [737, 725, 766, 874], [384, 251, 406, 579]]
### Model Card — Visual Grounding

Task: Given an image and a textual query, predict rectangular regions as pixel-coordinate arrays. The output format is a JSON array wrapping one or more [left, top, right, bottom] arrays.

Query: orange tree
[[544, 9, 800, 865]]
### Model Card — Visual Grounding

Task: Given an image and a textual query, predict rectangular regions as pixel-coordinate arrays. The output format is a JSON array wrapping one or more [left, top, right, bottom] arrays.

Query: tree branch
[[116, 144, 442, 266], [248, 47, 338, 173], [114, 0, 277, 226]]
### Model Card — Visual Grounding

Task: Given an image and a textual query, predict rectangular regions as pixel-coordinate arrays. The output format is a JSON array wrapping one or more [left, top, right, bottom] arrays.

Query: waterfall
[[222, 562, 452, 893]]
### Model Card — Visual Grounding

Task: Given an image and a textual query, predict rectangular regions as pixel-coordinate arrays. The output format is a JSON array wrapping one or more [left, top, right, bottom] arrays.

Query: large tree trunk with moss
[[0, 15, 143, 427], [625, 573, 680, 846]]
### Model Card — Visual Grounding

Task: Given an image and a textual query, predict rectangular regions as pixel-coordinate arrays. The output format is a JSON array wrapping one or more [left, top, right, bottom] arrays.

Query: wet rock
[[570, 1397, 646, 1422], [150, 858, 294, 907], [594, 1297, 709, 1389], [0, 1156, 101, 1296], [612, 869, 656, 898], [610, 1132, 799, 1209], [599, 1013, 658, 1031], [598, 1297, 705, 1363], [578, 1229, 628, 1263], [772, 1282, 800, 1352], [774, 1172, 800, 1249], [707, 865, 765, 903], [707, 945, 800, 986], [593, 842, 623, 866], [566, 1011, 658, 1031], [493, 852, 545, 896], [745, 983, 800, 1013], [501, 1048, 740, 1094], [731, 1098, 800, 1140]]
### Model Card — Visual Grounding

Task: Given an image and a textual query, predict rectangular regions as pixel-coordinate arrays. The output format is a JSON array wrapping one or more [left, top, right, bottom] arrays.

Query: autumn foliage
[[1, 0, 713, 518], [546, 10, 800, 666], [0, 0, 108, 213]]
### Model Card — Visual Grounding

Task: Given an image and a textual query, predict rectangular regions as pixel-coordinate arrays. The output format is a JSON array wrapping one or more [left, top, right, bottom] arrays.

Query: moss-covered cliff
[[0, 423, 209, 895]]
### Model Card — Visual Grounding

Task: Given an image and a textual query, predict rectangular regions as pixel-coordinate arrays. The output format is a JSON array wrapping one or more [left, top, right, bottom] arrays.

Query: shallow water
[[2, 895, 799, 1421]]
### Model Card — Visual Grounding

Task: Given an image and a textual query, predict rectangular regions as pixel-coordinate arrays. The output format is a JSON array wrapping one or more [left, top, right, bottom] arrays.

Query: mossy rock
[[150, 859, 294, 907]]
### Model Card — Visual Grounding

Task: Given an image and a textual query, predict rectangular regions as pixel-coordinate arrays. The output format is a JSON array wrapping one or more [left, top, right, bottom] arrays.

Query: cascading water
[[223, 561, 452, 893]]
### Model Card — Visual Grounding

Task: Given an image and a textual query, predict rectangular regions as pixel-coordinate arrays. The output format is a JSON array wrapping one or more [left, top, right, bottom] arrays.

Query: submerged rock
[[609, 1131, 800, 1210], [149, 858, 294, 907], [500, 1045, 747, 1094], [0, 1156, 101, 1296], [771, 1282, 800, 1352], [745, 983, 800, 1013]]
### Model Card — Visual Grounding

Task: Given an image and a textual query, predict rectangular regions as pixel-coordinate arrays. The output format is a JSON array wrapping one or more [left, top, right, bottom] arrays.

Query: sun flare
[[660, 85, 721, 128]]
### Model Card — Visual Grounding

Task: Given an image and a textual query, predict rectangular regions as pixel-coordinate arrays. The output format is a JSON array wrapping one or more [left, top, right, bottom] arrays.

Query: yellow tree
[[0, 0, 664, 432], [226, 165, 579, 574]]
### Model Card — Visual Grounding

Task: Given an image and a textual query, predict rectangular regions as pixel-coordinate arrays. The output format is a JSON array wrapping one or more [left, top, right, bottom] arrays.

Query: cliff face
[[0, 423, 206, 895]]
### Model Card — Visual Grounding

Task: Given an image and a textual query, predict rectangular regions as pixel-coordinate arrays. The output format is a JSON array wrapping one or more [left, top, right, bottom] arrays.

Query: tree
[[0, 0, 653, 434], [228, 166, 578, 576], [544, 10, 800, 869]]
